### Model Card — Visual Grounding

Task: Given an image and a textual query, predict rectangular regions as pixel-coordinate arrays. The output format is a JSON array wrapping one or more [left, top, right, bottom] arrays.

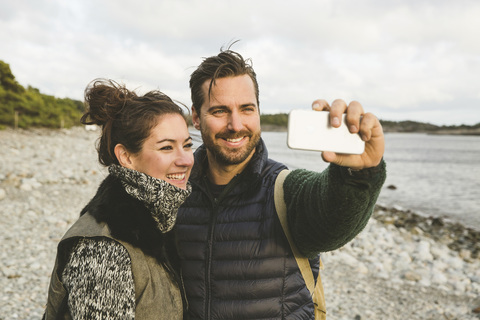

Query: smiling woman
[[42, 79, 193, 320], [115, 113, 193, 190]]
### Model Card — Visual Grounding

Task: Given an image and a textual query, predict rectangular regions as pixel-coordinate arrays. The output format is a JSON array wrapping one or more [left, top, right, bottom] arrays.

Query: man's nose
[[227, 112, 243, 132]]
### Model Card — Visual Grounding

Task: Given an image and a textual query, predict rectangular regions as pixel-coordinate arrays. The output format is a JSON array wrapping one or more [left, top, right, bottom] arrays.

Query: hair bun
[[80, 79, 135, 126]]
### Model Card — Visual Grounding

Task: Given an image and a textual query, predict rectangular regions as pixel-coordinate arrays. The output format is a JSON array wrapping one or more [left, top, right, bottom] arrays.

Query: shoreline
[[372, 204, 480, 260], [1, 127, 479, 319], [260, 124, 480, 136]]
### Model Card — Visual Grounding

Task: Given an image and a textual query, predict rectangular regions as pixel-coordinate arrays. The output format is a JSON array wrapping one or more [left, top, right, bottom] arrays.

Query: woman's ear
[[114, 144, 134, 169], [192, 106, 201, 130]]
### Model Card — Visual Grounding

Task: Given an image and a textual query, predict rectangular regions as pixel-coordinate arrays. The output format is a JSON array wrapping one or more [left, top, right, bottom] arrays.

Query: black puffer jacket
[[175, 140, 319, 319], [176, 138, 386, 319]]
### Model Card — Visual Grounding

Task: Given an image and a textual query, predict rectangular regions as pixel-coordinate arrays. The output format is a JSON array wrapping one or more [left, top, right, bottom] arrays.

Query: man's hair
[[189, 48, 259, 114]]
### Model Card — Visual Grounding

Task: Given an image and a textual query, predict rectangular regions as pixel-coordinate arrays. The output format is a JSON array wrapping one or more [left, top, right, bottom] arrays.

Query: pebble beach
[[1, 127, 479, 320]]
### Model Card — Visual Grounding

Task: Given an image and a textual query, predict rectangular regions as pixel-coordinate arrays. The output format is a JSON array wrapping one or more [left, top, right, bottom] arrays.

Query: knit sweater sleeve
[[61, 238, 135, 320], [283, 160, 386, 258]]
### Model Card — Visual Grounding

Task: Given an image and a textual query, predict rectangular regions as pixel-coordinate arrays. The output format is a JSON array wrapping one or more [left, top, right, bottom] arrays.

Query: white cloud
[[1, 0, 479, 125]]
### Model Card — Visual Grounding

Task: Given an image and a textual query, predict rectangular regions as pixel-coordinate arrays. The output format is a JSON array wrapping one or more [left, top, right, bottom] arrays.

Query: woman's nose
[[175, 150, 194, 167]]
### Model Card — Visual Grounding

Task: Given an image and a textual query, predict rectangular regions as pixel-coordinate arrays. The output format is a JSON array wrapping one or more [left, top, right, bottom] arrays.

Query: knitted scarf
[[108, 164, 191, 233]]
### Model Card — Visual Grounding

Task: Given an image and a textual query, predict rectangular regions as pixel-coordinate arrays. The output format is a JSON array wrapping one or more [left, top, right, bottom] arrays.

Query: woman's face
[[128, 113, 194, 189]]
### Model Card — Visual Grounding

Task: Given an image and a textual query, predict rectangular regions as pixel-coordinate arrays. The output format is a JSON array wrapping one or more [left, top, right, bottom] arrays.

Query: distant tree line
[[378, 120, 479, 132], [260, 113, 288, 127], [259, 114, 480, 133], [0, 60, 83, 129], [1, 59, 478, 132]]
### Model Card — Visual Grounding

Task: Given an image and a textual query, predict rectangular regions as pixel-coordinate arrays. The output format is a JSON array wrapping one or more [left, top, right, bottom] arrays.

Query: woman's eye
[[160, 146, 173, 151], [184, 143, 193, 149]]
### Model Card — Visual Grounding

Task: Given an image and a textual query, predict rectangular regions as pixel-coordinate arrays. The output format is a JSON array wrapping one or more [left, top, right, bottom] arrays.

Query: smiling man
[[174, 48, 387, 320], [193, 74, 261, 185]]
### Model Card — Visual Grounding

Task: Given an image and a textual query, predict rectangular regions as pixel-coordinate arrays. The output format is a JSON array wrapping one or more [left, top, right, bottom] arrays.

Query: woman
[[43, 79, 194, 319]]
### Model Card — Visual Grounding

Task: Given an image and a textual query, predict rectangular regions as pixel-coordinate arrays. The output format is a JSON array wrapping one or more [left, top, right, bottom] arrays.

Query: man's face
[[192, 74, 261, 168]]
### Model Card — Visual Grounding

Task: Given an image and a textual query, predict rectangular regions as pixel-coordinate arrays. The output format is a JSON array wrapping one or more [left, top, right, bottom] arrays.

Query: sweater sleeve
[[283, 159, 386, 258], [61, 238, 136, 320]]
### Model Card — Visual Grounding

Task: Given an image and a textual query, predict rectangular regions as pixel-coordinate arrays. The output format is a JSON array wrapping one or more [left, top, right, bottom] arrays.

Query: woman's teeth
[[166, 173, 185, 180]]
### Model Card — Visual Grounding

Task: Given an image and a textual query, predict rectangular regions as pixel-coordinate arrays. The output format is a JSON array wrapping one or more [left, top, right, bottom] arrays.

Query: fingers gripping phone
[[287, 110, 365, 154]]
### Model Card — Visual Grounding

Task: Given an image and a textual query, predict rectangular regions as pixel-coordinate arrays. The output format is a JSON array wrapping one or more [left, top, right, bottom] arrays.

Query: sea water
[[193, 131, 480, 230], [264, 131, 480, 230]]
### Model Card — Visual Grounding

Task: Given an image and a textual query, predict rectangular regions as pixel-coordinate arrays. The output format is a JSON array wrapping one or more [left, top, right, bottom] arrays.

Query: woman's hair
[[80, 79, 187, 166]]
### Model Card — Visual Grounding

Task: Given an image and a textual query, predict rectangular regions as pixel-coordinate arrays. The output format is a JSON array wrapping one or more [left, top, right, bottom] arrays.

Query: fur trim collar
[[80, 174, 169, 259]]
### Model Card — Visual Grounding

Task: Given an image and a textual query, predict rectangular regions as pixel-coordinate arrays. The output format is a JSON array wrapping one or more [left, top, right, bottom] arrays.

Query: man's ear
[[114, 144, 134, 169], [192, 106, 201, 130]]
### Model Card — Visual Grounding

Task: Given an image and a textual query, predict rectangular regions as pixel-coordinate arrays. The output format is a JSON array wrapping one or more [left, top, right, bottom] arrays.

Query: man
[[175, 49, 386, 319]]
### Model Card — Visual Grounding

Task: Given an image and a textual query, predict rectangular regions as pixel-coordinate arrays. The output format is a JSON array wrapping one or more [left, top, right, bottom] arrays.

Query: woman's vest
[[44, 212, 183, 320]]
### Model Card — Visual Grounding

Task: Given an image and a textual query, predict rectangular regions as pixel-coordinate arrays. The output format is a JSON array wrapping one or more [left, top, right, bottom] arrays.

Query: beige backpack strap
[[274, 169, 326, 319]]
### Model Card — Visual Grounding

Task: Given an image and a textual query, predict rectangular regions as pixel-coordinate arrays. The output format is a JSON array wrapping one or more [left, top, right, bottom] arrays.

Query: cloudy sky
[[1, 0, 479, 125]]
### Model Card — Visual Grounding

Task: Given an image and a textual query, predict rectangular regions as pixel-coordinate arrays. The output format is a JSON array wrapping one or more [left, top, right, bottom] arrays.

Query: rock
[[431, 272, 448, 285], [446, 255, 464, 269], [84, 124, 98, 131], [19, 178, 42, 191], [413, 240, 434, 261], [19, 183, 32, 191], [459, 249, 471, 260], [357, 262, 369, 275], [410, 226, 424, 235], [403, 271, 422, 282]]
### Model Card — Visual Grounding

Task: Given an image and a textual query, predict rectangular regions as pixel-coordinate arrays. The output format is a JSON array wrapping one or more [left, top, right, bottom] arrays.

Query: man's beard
[[200, 128, 261, 166]]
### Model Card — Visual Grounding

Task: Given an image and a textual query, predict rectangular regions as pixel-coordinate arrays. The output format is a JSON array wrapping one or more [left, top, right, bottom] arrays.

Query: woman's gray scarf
[[108, 164, 191, 233]]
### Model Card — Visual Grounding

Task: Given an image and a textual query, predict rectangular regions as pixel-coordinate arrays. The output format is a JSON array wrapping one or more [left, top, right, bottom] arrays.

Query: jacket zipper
[[204, 175, 240, 320], [205, 198, 217, 320]]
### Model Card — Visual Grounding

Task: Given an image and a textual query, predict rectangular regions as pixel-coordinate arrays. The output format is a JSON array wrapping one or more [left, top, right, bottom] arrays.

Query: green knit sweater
[[284, 160, 387, 258]]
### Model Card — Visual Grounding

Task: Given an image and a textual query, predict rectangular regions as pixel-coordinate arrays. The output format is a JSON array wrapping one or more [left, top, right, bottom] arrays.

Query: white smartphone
[[287, 109, 365, 154]]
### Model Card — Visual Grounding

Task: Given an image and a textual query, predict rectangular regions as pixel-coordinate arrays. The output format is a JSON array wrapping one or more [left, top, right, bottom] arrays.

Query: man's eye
[[212, 109, 226, 115]]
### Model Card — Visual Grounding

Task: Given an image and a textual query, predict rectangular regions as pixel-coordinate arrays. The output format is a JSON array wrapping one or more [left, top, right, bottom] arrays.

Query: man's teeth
[[226, 137, 243, 143], [166, 173, 185, 180]]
